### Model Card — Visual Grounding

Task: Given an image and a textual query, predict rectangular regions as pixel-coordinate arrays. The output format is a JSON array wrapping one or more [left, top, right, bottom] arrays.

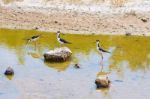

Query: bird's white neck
[[96, 42, 100, 50], [57, 33, 60, 39]]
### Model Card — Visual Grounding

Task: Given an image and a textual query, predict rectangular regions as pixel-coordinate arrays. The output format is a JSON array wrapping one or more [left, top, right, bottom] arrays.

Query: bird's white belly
[[97, 47, 103, 54], [96, 47, 99, 51], [58, 38, 64, 44]]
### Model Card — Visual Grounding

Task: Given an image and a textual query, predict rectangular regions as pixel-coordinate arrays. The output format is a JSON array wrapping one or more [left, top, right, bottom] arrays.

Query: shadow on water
[[0, 28, 150, 99]]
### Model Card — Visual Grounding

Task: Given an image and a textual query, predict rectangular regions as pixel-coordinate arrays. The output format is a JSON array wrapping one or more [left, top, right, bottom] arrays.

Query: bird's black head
[[57, 31, 60, 34], [96, 40, 100, 42]]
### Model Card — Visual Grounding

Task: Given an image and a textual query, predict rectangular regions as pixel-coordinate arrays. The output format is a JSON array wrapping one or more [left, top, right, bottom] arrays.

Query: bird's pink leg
[[100, 52, 104, 72], [35, 42, 37, 51]]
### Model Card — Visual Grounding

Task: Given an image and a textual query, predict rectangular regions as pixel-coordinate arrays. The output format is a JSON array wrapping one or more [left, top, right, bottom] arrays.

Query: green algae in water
[[0, 28, 150, 99], [0, 28, 149, 71]]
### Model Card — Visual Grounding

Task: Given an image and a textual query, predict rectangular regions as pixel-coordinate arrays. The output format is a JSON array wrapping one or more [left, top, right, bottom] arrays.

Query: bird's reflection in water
[[25, 39, 42, 59], [27, 51, 41, 58]]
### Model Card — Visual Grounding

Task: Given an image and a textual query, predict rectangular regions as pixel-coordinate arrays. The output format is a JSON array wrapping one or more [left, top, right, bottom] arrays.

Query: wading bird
[[56, 31, 71, 45], [96, 40, 110, 57], [96, 40, 110, 71], [27, 35, 41, 42], [26, 35, 41, 50]]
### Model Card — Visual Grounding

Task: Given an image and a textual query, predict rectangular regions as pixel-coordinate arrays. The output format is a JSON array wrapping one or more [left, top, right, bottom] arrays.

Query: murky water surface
[[0, 29, 150, 99]]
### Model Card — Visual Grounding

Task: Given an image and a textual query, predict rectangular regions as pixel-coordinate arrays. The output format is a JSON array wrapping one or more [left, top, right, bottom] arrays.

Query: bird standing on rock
[[57, 31, 71, 45]]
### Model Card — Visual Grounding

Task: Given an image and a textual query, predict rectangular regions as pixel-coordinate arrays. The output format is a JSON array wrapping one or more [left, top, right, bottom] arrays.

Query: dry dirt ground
[[0, 5, 150, 36]]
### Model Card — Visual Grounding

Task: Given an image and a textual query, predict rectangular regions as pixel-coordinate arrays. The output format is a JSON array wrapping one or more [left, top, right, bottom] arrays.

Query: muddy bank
[[0, 3, 150, 36]]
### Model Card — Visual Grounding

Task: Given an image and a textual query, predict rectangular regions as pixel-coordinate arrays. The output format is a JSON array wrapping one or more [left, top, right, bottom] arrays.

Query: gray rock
[[44, 47, 72, 62]]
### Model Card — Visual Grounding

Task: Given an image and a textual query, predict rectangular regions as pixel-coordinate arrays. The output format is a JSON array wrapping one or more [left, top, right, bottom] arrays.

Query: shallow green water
[[0, 28, 150, 99]]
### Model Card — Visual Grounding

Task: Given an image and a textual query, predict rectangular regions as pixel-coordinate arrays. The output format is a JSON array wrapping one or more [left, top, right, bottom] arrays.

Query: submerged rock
[[95, 72, 110, 88], [44, 47, 72, 62], [4, 67, 14, 75], [74, 64, 80, 69]]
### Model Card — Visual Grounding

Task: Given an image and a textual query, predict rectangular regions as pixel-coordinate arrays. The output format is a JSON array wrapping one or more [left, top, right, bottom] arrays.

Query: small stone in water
[[4, 67, 14, 75], [74, 64, 80, 69], [95, 77, 110, 88]]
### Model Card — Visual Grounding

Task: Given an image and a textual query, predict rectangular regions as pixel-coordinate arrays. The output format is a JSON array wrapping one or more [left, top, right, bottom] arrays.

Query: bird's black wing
[[99, 47, 110, 53], [60, 38, 71, 44], [31, 35, 40, 39]]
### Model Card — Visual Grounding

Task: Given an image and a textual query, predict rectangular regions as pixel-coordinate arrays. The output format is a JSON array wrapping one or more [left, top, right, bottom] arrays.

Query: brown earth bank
[[0, 5, 150, 36]]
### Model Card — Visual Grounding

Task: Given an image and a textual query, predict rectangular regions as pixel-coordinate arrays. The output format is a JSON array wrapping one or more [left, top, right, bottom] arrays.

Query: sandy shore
[[0, 2, 150, 36]]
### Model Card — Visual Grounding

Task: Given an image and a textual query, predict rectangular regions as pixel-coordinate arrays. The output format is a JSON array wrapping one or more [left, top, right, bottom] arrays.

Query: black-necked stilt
[[26, 35, 41, 50], [57, 31, 71, 44], [27, 35, 41, 43], [96, 40, 110, 68], [96, 40, 110, 55]]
